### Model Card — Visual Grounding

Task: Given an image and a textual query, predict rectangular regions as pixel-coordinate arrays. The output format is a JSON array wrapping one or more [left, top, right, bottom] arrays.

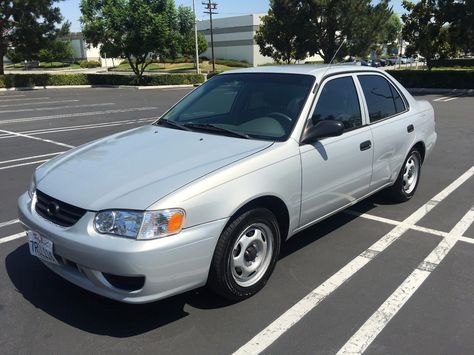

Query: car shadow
[[6, 193, 382, 337]]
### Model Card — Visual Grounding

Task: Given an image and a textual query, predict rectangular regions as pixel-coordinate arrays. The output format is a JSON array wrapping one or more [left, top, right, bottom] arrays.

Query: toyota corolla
[[18, 65, 436, 303]]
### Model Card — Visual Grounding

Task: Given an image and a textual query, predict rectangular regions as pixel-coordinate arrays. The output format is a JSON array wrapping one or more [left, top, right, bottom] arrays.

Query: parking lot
[[0, 87, 473, 354]]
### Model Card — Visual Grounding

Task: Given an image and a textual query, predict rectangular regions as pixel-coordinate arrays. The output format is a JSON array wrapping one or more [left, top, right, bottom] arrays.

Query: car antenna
[[321, 38, 347, 79]]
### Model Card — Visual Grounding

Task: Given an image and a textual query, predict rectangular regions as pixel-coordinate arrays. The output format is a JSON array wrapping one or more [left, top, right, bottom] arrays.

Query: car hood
[[36, 125, 273, 210]]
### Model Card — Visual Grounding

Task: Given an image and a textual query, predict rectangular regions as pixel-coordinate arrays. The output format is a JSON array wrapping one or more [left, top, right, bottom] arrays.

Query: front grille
[[35, 189, 87, 227]]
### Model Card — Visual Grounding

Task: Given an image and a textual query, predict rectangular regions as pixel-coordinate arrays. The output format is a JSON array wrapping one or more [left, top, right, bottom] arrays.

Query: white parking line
[[0, 159, 50, 171], [0, 102, 115, 114], [234, 166, 474, 355], [0, 97, 49, 102], [0, 107, 158, 125], [433, 96, 449, 102], [337, 206, 474, 355], [0, 232, 25, 244], [444, 97, 459, 102], [0, 99, 79, 108], [0, 129, 75, 149], [0, 152, 64, 165], [0, 219, 19, 228]]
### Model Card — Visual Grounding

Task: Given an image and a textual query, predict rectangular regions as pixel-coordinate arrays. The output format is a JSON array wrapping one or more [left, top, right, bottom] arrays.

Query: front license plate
[[27, 230, 59, 265]]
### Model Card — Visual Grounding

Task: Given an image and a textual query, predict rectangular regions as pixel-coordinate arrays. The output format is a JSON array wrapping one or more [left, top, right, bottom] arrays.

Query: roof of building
[[220, 64, 382, 77]]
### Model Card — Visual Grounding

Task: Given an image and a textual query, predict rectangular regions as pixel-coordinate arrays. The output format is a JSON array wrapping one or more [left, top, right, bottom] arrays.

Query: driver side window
[[310, 76, 362, 131]]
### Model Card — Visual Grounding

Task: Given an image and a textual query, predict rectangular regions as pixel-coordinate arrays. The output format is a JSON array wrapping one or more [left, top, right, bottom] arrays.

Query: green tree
[[38, 40, 74, 64], [176, 6, 207, 58], [440, 0, 474, 53], [402, 0, 452, 69], [80, 0, 180, 81], [254, 0, 307, 64], [0, 0, 63, 74]]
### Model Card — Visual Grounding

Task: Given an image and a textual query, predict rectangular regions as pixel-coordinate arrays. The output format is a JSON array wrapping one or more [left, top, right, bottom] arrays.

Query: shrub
[[387, 69, 474, 89], [79, 60, 101, 68], [431, 58, 474, 68], [0, 73, 205, 88], [215, 59, 251, 68]]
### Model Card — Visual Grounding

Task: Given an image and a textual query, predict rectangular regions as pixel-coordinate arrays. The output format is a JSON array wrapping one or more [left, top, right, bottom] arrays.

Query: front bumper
[[18, 192, 228, 303]]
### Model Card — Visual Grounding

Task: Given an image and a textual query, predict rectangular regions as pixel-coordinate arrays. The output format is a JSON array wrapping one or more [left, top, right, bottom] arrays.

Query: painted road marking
[[433, 96, 449, 102], [0, 117, 154, 140], [0, 99, 79, 108], [0, 97, 49, 102], [0, 152, 65, 165], [0, 128, 75, 149], [234, 166, 474, 355], [0, 159, 50, 171], [0, 219, 19, 228], [0, 107, 158, 125], [337, 206, 474, 354], [0, 102, 115, 114], [0, 232, 25, 244]]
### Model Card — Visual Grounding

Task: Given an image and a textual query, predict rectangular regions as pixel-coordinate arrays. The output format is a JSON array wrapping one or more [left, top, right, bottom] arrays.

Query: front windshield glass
[[159, 73, 315, 141]]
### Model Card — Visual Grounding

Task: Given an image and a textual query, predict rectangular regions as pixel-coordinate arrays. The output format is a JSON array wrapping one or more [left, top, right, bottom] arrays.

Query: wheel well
[[231, 196, 290, 242], [413, 141, 426, 163]]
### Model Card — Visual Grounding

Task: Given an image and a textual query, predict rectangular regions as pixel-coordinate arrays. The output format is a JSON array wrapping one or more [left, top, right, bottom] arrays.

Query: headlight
[[94, 209, 185, 240], [28, 174, 36, 198]]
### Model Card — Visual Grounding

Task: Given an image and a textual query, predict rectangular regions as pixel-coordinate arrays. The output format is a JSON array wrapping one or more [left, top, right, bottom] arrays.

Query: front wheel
[[207, 208, 281, 301], [386, 149, 422, 202]]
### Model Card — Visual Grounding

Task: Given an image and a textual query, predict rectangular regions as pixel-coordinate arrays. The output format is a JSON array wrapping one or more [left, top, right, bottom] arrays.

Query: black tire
[[207, 208, 281, 301], [385, 149, 422, 203]]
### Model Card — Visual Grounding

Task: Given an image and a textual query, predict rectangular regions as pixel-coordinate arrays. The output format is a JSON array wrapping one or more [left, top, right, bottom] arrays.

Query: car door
[[356, 74, 414, 191], [299, 74, 373, 228]]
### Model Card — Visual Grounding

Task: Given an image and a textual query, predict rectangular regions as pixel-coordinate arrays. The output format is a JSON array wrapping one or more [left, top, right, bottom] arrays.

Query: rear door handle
[[360, 140, 372, 151], [407, 124, 414, 133]]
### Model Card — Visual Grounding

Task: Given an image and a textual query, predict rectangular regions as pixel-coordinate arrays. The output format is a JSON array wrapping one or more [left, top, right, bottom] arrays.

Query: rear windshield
[[160, 73, 315, 141]]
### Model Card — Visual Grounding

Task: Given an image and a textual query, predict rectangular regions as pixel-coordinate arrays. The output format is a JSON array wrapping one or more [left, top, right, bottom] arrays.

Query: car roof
[[218, 64, 382, 78]]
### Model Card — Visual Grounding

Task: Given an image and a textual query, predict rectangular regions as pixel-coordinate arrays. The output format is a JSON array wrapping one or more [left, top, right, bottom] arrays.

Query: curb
[[0, 84, 198, 91], [407, 88, 474, 95]]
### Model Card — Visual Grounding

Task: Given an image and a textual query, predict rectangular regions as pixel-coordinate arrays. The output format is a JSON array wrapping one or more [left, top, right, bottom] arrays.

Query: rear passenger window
[[311, 76, 362, 130], [359, 75, 406, 122]]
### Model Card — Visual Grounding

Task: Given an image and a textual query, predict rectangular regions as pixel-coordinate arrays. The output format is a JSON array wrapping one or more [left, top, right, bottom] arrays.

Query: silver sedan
[[18, 65, 436, 303]]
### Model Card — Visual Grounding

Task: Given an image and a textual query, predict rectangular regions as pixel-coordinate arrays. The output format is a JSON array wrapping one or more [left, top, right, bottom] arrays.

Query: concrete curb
[[407, 88, 474, 95], [0, 84, 198, 91]]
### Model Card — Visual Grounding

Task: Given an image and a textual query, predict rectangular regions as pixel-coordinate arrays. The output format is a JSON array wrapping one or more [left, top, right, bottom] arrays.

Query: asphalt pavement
[[0, 87, 473, 355]]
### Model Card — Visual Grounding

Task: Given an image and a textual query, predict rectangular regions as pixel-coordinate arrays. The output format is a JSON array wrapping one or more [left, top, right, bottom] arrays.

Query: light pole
[[192, 0, 200, 74], [203, 0, 217, 72]]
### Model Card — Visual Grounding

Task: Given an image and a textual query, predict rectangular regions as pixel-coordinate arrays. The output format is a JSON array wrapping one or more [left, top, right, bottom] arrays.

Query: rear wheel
[[386, 149, 422, 202], [207, 208, 281, 301]]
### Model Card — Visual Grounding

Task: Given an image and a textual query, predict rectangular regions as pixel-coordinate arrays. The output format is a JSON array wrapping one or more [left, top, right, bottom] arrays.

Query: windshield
[[158, 73, 315, 141]]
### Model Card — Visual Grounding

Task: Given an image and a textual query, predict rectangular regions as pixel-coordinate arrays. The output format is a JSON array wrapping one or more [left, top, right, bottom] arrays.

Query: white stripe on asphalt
[[444, 97, 459, 102], [0, 94, 25, 98], [233, 166, 474, 355], [337, 206, 474, 355], [0, 117, 155, 140], [0, 107, 158, 125], [433, 96, 450, 102], [0, 129, 75, 149], [0, 219, 19, 228], [0, 152, 65, 165], [0, 232, 25, 244], [0, 97, 49, 102], [0, 159, 50, 170], [0, 102, 114, 114], [0, 99, 79, 108], [459, 236, 474, 244]]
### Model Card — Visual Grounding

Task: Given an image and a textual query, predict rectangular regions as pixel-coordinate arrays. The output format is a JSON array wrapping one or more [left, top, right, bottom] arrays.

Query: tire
[[386, 149, 422, 202], [207, 208, 281, 301]]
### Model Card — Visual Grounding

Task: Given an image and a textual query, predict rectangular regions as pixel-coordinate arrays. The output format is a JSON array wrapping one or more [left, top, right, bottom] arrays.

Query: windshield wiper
[[184, 123, 250, 139], [155, 118, 192, 131]]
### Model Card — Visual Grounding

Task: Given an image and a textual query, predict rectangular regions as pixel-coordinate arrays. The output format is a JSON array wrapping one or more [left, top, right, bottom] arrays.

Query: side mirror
[[301, 120, 344, 145]]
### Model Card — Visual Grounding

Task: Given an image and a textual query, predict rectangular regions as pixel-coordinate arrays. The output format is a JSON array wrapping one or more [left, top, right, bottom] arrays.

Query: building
[[197, 14, 322, 67], [66, 32, 121, 67]]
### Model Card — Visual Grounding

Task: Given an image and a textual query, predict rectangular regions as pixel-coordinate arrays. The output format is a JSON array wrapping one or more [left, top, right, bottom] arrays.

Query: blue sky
[[60, 0, 408, 32]]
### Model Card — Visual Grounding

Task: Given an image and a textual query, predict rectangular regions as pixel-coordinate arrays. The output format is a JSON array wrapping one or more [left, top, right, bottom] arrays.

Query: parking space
[[0, 88, 473, 354]]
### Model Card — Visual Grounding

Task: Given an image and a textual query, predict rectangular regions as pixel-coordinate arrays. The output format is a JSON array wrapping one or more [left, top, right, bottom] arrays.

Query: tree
[[255, 0, 307, 64], [299, 0, 393, 63], [440, 0, 474, 53], [80, 0, 180, 81], [402, 0, 450, 69], [0, 0, 63, 74], [177, 6, 207, 58], [38, 40, 74, 64]]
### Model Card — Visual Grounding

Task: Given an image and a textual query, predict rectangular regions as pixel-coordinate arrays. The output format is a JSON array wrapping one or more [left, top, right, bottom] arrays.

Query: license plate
[[27, 230, 59, 265]]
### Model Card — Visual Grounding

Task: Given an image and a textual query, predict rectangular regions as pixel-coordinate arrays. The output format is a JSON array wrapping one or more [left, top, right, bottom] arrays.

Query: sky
[[60, 0, 408, 32]]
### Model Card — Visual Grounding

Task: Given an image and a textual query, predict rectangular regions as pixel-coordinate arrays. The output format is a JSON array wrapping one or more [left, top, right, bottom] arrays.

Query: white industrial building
[[197, 14, 322, 66]]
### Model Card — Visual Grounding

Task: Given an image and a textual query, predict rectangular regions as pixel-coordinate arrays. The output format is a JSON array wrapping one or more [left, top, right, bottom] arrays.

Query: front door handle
[[407, 124, 414, 133], [360, 140, 372, 151]]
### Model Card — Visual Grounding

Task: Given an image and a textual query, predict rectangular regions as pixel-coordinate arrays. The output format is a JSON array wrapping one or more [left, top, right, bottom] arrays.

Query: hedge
[[430, 58, 474, 68], [0, 73, 205, 88], [79, 60, 101, 68], [387, 69, 474, 89]]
